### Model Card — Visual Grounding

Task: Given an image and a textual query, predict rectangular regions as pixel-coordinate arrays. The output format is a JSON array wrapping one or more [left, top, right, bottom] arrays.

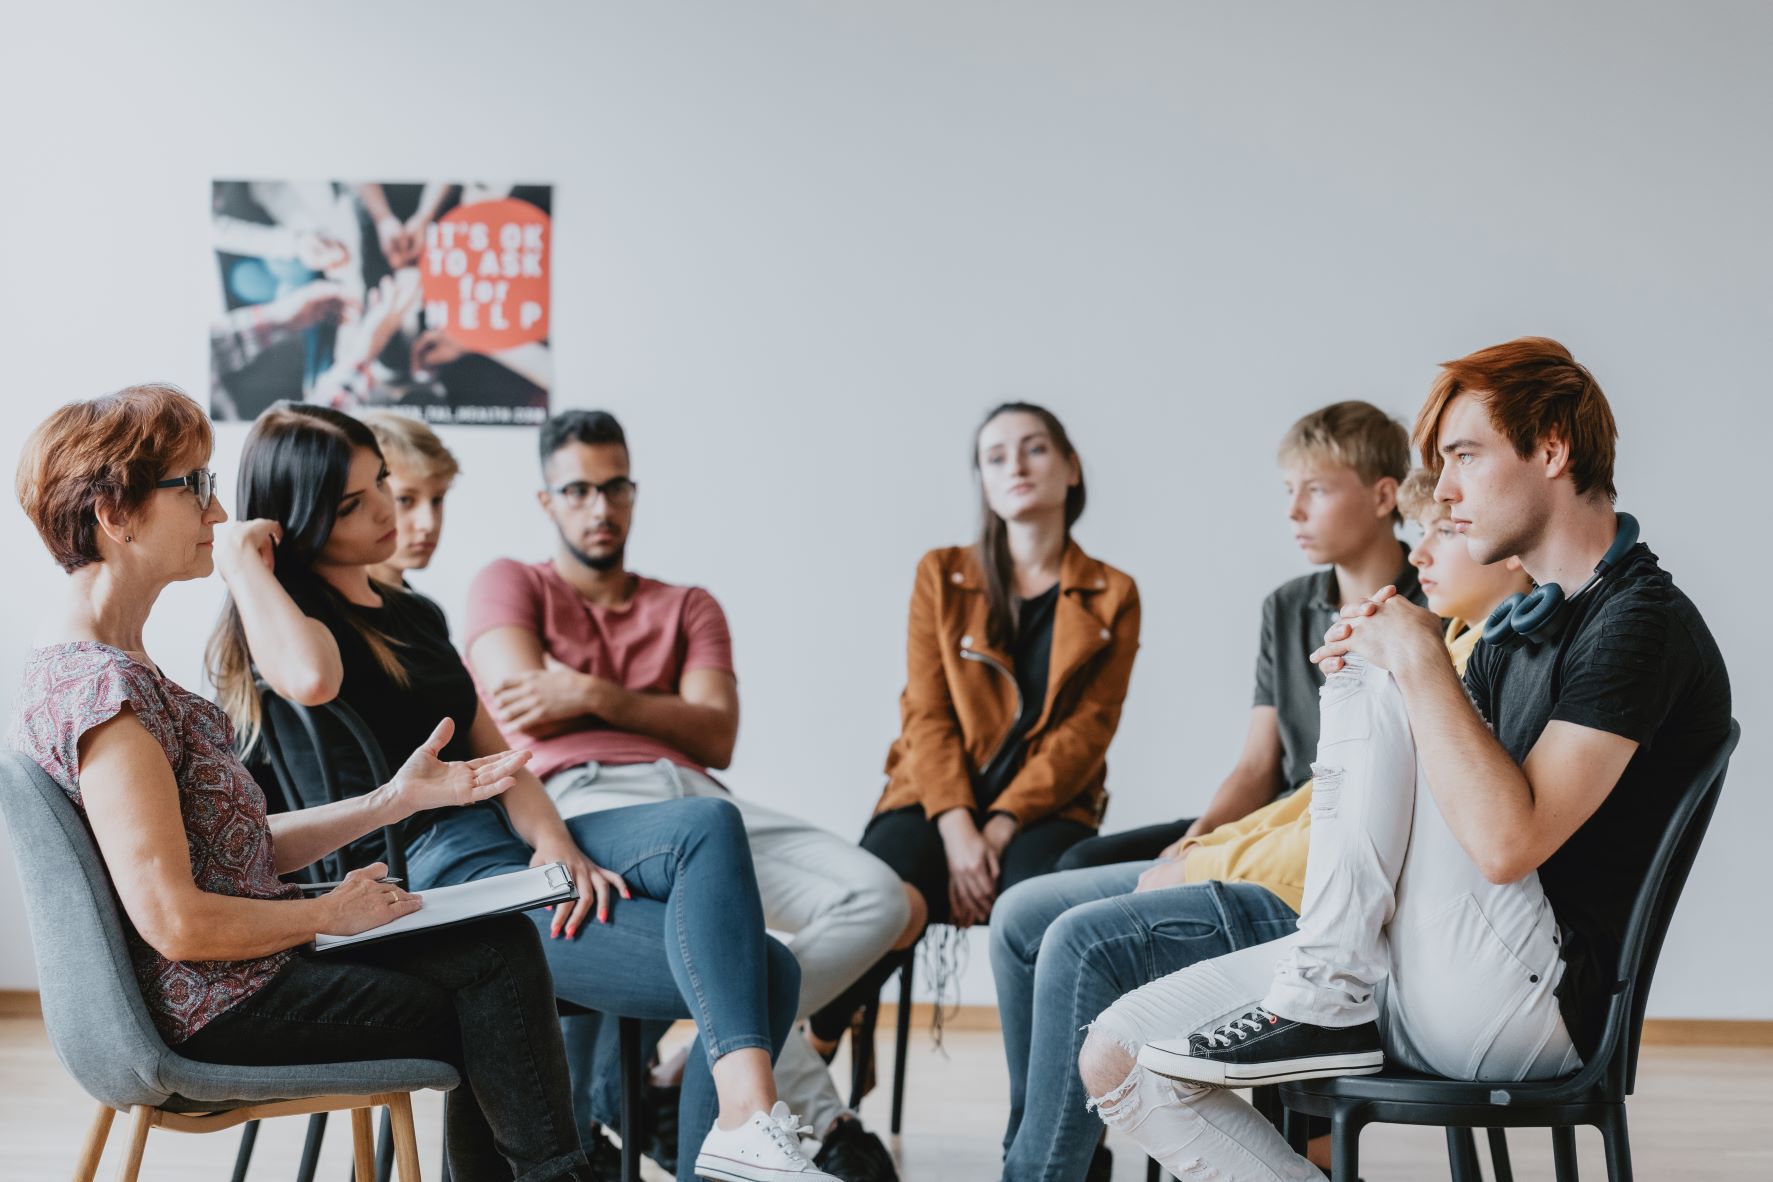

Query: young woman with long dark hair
[[206, 402, 838, 1182]]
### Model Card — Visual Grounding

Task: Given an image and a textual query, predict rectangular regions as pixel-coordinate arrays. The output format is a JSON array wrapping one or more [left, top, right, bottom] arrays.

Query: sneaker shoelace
[[763, 1105, 813, 1162], [1199, 1006, 1279, 1049]]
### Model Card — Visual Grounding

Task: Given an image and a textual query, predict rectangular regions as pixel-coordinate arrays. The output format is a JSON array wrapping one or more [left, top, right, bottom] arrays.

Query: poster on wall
[[209, 181, 552, 426]]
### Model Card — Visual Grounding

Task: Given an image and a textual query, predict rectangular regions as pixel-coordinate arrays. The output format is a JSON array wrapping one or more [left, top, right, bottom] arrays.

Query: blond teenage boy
[[360, 410, 459, 590], [1061, 401, 1422, 876]]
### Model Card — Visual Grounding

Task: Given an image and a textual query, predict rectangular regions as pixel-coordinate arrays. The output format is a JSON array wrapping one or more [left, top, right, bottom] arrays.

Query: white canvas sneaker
[[694, 1102, 840, 1181]]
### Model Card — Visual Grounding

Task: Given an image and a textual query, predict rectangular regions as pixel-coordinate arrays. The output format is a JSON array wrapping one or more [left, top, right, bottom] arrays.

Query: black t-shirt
[[1462, 544, 1731, 1058], [275, 577, 486, 859], [976, 584, 1060, 809], [1255, 544, 1425, 794]]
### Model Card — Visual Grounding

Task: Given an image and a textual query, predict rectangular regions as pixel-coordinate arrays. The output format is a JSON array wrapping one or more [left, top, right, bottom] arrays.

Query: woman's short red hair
[[1412, 337, 1618, 502], [16, 384, 213, 572]]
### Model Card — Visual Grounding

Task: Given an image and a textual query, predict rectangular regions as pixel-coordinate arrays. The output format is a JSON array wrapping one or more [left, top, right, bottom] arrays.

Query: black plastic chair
[[1277, 719, 1740, 1182], [847, 947, 915, 1135], [240, 688, 648, 1182], [236, 688, 412, 1182]]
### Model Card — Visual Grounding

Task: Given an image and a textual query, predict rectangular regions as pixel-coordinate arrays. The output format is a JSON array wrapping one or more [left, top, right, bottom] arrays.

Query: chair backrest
[[0, 752, 179, 1109], [254, 684, 404, 879], [1617, 717, 1739, 1093], [1556, 718, 1739, 1101]]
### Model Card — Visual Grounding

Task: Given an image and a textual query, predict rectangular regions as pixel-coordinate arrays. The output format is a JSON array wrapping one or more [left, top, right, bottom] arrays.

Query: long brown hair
[[206, 403, 413, 753], [974, 402, 1086, 650]]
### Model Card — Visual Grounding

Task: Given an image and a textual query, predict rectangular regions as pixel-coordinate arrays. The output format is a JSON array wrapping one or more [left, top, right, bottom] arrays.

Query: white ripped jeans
[[1088, 657, 1580, 1181]]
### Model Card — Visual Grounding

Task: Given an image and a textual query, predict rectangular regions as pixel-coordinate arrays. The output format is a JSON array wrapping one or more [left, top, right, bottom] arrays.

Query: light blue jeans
[[990, 864, 1299, 1181], [405, 798, 801, 1181]]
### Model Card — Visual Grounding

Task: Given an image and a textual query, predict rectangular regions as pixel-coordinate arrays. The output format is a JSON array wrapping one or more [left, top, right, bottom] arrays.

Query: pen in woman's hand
[[297, 876, 403, 893]]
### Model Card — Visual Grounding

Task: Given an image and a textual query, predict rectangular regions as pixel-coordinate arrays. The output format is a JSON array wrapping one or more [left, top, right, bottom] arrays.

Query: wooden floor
[[3, 1014, 1769, 1180]]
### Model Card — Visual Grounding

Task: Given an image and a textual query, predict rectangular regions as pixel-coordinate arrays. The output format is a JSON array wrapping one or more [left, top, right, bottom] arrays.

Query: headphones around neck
[[1482, 512, 1640, 650]]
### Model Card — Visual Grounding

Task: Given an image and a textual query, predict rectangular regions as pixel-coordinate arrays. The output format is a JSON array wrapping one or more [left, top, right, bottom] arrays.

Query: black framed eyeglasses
[[155, 469, 216, 511], [547, 477, 637, 508]]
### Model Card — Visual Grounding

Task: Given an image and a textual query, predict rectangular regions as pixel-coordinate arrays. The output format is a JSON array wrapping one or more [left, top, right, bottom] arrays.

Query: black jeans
[[181, 913, 592, 1182], [807, 805, 1094, 1042], [1052, 816, 1196, 871]]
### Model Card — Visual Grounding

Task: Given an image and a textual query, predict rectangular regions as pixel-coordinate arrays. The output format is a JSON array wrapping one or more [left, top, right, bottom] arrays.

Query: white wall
[[0, 1, 1766, 1019]]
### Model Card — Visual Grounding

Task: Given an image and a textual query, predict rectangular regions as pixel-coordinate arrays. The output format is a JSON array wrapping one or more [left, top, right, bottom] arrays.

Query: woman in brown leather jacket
[[808, 402, 1140, 1052]]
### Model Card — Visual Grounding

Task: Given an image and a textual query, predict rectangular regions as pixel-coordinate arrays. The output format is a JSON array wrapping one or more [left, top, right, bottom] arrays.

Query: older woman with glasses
[[9, 383, 599, 1179]]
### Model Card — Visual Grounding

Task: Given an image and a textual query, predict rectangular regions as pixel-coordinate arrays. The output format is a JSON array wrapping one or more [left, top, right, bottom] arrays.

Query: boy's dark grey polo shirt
[[1253, 541, 1424, 795]]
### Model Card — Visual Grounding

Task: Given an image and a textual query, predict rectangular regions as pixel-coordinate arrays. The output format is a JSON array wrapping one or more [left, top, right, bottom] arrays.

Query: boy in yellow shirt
[[990, 470, 1529, 1182]]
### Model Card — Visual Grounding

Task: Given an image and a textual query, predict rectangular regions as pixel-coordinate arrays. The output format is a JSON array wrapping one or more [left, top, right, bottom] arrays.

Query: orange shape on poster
[[420, 197, 550, 353]]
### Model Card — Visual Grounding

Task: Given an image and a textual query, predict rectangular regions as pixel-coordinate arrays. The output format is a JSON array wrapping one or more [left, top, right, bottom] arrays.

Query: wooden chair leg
[[351, 1108, 377, 1182], [384, 1094, 424, 1182], [112, 1105, 152, 1182], [72, 1103, 115, 1182], [1552, 1125, 1580, 1182], [1487, 1128, 1515, 1182]]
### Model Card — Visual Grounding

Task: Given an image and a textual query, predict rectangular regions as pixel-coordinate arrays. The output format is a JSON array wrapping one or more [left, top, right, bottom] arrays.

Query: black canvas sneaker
[[1138, 1006, 1383, 1087]]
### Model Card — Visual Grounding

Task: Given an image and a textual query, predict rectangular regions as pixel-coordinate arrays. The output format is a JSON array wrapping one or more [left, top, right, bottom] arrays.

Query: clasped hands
[[1309, 584, 1444, 675], [939, 809, 1019, 927]]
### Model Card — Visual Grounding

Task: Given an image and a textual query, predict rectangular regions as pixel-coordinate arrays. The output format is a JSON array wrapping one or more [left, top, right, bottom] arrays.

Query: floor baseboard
[[4, 989, 1768, 1046], [0, 991, 41, 1018], [874, 1003, 1773, 1046]]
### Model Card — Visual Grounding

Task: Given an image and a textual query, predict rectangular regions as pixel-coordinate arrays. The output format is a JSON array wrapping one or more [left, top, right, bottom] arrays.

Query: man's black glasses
[[547, 477, 637, 508]]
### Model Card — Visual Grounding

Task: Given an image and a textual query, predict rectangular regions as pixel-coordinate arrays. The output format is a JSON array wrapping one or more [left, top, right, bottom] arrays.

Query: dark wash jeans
[[404, 798, 800, 1181], [181, 912, 592, 1182], [988, 865, 1300, 1182]]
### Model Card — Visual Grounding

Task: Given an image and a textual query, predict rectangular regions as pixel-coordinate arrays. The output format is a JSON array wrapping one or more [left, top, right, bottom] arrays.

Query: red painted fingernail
[[568, 926, 579, 938]]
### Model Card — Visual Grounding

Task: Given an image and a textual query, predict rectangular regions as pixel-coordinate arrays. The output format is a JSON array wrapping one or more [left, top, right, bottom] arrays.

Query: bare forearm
[[356, 183, 395, 223], [1193, 766, 1279, 833], [595, 684, 737, 769], [142, 890, 341, 962], [412, 182, 452, 223], [1391, 648, 1536, 877], [267, 785, 403, 874], [229, 564, 340, 702], [496, 774, 573, 851]]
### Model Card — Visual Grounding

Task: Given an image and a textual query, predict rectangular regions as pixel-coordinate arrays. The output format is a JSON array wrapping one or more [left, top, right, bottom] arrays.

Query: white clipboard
[[314, 861, 578, 952]]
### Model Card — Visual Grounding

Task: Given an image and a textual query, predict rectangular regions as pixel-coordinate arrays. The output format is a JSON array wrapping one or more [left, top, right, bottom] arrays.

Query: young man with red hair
[[1078, 338, 1732, 1180]]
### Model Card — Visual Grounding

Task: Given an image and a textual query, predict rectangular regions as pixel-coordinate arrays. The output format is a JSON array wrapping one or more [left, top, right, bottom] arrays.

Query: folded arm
[[470, 624, 740, 769]]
